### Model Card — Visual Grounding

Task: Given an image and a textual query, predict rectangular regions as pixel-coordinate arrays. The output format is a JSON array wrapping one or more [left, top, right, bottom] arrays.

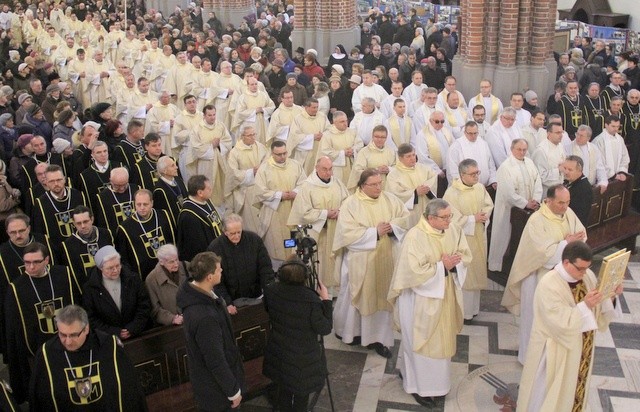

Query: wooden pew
[[123, 303, 271, 411], [499, 176, 640, 282]]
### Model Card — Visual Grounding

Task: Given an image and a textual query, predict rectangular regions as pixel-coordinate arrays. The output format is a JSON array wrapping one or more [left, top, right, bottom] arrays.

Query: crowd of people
[[0, 0, 635, 410]]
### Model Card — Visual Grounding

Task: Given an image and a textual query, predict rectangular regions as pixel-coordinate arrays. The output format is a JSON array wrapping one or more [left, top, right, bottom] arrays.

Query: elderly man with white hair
[[145, 243, 188, 326], [485, 107, 523, 168], [350, 97, 386, 146], [82, 245, 151, 340]]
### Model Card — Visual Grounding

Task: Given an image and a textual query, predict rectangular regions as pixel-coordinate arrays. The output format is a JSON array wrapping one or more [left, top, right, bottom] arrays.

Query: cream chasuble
[[347, 142, 396, 191], [386, 162, 438, 228], [144, 102, 181, 155], [317, 126, 364, 187], [267, 103, 304, 145], [286, 110, 330, 176]]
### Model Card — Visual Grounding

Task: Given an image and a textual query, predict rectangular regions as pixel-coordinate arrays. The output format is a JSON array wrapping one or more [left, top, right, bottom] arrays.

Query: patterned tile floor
[[2, 245, 639, 411]]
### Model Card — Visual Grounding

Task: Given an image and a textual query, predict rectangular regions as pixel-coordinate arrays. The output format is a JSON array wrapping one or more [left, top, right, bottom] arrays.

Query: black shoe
[[367, 342, 392, 358], [412, 393, 435, 407], [398, 371, 403, 380]]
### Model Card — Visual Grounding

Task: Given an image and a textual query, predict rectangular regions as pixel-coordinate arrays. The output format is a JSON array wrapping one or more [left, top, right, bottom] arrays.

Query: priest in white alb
[[224, 125, 267, 234], [266, 90, 303, 145], [502, 184, 586, 365], [532, 123, 567, 194], [485, 107, 523, 168], [518, 241, 622, 412], [388, 199, 471, 407], [333, 169, 409, 358], [287, 157, 349, 288], [446, 121, 496, 187], [349, 97, 386, 146], [386, 143, 438, 228], [286, 98, 330, 176], [347, 125, 396, 190], [443, 159, 493, 320], [317, 111, 364, 187], [488, 139, 543, 272]]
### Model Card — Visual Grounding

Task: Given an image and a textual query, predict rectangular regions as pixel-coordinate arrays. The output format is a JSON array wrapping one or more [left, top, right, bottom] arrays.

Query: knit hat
[[0, 86, 13, 97], [28, 104, 42, 116], [329, 75, 342, 84], [0, 113, 12, 126], [17, 134, 34, 149], [18, 94, 32, 105], [272, 58, 284, 68], [52, 138, 71, 154], [94, 245, 120, 269], [46, 84, 60, 94], [91, 102, 111, 119], [234, 61, 245, 69], [306, 48, 318, 58], [286, 72, 297, 80], [348, 75, 362, 85], [18, 63, 28, 72], [331, 64, 344, 75]]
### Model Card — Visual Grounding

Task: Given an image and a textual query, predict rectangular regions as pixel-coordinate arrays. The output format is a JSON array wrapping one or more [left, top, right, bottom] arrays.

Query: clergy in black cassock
[[115, 189, 175, 279], [152, 156, 188, 226], [4, 242, 80, 404], [95, 167, 139, 233], [177, 175, 223, 261]]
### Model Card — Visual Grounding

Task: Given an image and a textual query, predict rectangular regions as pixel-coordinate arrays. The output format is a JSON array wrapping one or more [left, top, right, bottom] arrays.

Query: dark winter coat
[[262, 282, 333, 395], [176, 280, 244, 412]]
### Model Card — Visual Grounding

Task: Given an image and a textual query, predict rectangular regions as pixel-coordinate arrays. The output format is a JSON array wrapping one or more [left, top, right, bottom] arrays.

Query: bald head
[[315, 156, 333, 180]]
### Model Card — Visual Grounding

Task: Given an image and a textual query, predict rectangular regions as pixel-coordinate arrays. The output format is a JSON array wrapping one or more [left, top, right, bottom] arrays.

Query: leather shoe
[[367, 342, 392, 358], [412, 393, 435, 407]]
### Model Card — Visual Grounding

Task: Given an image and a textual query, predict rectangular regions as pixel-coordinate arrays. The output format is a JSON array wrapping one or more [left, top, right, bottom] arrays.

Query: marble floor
[[2, 247, 639, 411]]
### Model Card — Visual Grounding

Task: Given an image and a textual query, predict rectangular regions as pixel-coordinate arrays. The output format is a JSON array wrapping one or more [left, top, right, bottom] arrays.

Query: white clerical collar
[[554, 262, 580, 284], [50, 189, 68, 200]]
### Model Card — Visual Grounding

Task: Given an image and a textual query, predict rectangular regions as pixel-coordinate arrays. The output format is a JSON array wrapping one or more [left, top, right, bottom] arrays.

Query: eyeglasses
[[8, 228, 28, 236], [24, 259, 45, 266], [432, 120, 445, 124], [102, 263, 122, 273], [570, 262, 592, 273], [463, 171, 481, 176], [430, 214, 453, 221], [59, 325, 86, 339]]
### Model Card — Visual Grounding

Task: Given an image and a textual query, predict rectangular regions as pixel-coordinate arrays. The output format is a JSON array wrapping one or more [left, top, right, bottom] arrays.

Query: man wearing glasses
[[29, 304, 146, 410], [414, 111, 454, 196], [485, 107, 523, 168], [389, 199, 471, 407], [334, 169, 409, 359], [4, 242, 79, 404], [502, 184, 586, 365], [254, 140, 306, 269]]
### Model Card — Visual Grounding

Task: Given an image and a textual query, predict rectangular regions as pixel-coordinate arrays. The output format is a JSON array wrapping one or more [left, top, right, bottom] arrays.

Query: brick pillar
[[203, 0, 255, 28], [290, 0, 359, 65], [454, 0, 557, 110]]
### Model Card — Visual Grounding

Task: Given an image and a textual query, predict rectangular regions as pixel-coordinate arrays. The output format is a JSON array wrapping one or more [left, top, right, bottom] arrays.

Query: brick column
[[290, 0, 359, 65], [203, 0, 255, 28], [454, 0, 557, 110]]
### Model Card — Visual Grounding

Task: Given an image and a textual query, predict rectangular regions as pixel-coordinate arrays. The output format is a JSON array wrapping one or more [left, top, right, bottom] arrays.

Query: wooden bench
[[496, 176, 640, 285], [123, 303, 271, 411]]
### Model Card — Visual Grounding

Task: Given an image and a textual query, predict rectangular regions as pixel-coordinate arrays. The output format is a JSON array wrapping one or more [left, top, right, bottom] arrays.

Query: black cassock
[[0, 234, 54, 358], [4, 266, 80, 403], [79, 161, 123, 213], [95, 185, 140, 233], [112, 138, 145, 170], [62, 227, 114, 287], [19, 152, 67, 191], [115, 209, 175, 279], [177, 199, 223, 261], [29, 330, 147, 411], [152, 176, 188, 226], [32, 189, 87, 257]]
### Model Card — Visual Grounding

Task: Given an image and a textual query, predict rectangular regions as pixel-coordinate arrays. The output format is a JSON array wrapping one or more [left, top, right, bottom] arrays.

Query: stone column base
[[291, 26, 360, 66], [206, 6, 256, 28]]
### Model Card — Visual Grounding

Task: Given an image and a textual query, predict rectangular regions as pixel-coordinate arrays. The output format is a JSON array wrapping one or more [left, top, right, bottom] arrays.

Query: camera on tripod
[[283, 225, 319, 290]]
